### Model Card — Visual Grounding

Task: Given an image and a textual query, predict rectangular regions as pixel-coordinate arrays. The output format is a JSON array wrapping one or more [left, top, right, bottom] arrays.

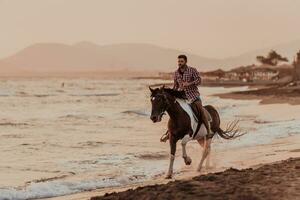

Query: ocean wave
[[69, 93, 120, 97], [0, 177, 126, 200], [58, 114, 103, 121], [0, 134, 25, 139], [253, 120, 272, 124], [74, 141, 105, 148], [55, 89, 65, 93], [16, 92, 28, 96], [33, 94, 55, 98], [26, 174, 71, 184], [0, 166, 150, 200], [254, 119, 295, 124], [122, 110, 149, 116], [0, 122, 29, 127], [14, 94, 57, 98], [135, 152, 169, 160]]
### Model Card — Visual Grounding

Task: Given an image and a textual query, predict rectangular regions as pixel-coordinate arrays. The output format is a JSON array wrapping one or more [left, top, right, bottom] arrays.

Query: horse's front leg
[[166, 136, 177, 179], [181, 134, 192, 165]]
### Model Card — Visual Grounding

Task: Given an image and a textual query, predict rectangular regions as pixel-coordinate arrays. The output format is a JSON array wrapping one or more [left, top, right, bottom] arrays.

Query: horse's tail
[[216, 120, 246, 140], [204, 105, 246, 140]]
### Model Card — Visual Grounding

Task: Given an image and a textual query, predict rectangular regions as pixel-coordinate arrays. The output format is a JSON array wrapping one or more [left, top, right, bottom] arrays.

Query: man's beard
[[178, 65, 186, 73], [179, 64, 186, 69]]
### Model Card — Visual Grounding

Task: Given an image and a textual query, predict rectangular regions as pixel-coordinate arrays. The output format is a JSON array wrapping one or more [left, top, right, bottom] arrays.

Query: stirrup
[[160, 131, 169, 142]]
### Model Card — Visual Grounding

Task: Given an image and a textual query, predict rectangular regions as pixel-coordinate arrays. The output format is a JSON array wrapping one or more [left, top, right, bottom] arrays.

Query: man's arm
[[173, 79, 179, 90], [182, 68, 201, 88], [173, 72, 183, 90], [191, 68, 201, 86]]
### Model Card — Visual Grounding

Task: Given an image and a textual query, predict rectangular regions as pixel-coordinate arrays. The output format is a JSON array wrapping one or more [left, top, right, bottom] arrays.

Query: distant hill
[[0, 60, 29, 75], [221, 39, 300, 67], [0, 42, 220, 74], [0, 40, 299, 75]]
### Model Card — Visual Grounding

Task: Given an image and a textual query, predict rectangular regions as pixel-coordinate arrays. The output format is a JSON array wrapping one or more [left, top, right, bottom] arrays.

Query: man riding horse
[[149, 56, 244, 178], [161, 54, 210, 141]]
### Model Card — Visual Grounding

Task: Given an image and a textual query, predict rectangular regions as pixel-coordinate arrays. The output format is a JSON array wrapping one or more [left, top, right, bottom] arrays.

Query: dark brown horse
[[149, 86, 243, 179]]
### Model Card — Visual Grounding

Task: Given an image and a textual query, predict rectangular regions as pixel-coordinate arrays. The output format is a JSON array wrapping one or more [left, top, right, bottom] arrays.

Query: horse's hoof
[[165, 174, 172, 179], [184, 157, 192, 165], [206, 166, 213, 170]]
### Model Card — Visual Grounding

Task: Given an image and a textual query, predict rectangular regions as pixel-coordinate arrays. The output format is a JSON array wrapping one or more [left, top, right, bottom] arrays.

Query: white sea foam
[[0, 177, 126, 200]]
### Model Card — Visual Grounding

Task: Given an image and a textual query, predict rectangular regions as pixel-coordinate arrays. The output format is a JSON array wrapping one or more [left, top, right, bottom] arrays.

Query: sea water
[[0, 78, 299, 200]]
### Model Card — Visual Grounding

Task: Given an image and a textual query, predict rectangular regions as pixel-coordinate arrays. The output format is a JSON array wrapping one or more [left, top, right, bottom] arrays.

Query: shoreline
[[214, 86, 300, 105], [2, 80, 297, 200], [148, 80, 300, 105], [91, 157, 300, 200], [42, 84, 300, 200], [46, 134, 300, 200]]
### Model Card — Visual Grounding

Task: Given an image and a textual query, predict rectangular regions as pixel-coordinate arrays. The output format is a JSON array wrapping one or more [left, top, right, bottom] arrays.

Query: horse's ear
[[149, 86, 154, 93], [160, 85, 165, 90]]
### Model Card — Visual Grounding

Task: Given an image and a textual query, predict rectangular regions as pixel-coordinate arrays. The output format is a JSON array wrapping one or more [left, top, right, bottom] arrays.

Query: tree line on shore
[[256, 50, 300, 82]]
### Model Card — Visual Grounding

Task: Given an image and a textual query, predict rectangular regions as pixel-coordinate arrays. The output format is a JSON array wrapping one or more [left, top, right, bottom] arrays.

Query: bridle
[[152, 91, 177, 117]]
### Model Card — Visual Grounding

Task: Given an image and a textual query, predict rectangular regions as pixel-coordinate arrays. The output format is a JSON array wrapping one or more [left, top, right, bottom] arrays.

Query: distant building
[[202, 69, 226, 80], [158, 72, 173, 79], [210, 65, 279, 82], [225, 65, 254, 82], [159, 64, 293, 83], [294, 51, 300, 81], [252, 68, 278, 81]]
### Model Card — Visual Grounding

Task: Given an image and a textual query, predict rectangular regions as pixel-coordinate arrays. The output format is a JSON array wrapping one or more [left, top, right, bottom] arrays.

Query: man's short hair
[[178, 54, 187, 62]]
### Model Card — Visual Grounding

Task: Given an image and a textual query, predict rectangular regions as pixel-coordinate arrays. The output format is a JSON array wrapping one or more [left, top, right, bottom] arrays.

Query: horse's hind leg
[[197, 137, 211, 172], [205, 139, 212, 169], [181, 135, 192, 165]]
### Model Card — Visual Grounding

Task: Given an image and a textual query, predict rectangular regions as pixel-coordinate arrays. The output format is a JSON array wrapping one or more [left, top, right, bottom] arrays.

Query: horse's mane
[[163, 88, 187, 99]]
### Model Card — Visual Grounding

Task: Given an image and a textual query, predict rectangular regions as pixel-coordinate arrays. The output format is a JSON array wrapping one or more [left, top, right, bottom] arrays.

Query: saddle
[[175, 99, 212, 138]]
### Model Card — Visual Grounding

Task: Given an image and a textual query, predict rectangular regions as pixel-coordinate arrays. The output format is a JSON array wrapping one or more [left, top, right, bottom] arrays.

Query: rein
[[157, 93, 177, 115]]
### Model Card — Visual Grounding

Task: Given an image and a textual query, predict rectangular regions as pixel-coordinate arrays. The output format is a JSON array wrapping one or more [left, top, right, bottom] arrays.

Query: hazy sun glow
[[1, 0, 299, 58]]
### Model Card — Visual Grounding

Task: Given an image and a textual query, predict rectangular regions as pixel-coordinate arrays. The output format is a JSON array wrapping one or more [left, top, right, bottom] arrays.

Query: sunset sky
[[1, 0, 299, 59]]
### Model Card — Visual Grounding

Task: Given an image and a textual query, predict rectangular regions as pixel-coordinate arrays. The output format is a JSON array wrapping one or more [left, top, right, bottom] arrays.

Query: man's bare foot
[[160, 131, 169, 142]]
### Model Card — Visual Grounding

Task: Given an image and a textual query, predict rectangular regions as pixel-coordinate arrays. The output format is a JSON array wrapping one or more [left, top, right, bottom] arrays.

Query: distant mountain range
[[0, 40, 299, 75]]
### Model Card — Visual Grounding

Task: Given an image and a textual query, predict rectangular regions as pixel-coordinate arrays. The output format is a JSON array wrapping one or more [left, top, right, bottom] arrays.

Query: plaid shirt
[[173, 66, 202, 102]]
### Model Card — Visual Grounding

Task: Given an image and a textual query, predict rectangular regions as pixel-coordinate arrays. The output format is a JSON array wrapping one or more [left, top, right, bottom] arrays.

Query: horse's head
[[149, 86, 170, 123]]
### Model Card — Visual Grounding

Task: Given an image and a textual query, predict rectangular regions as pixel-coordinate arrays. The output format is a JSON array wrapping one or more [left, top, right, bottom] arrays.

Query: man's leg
[[192, 99, 211, 135], [160, 130, 169, 142]]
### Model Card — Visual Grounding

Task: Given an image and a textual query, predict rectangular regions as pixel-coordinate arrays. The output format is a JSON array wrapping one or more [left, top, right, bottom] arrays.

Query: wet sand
[[91, 157, 300, 200], [46, 134, 300, 200], [215, 86, 300, 105]]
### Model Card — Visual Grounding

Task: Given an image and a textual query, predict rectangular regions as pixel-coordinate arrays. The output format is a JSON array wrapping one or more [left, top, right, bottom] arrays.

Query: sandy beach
[[47, 134, 300, 200], [91, 157, 300, 200]]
